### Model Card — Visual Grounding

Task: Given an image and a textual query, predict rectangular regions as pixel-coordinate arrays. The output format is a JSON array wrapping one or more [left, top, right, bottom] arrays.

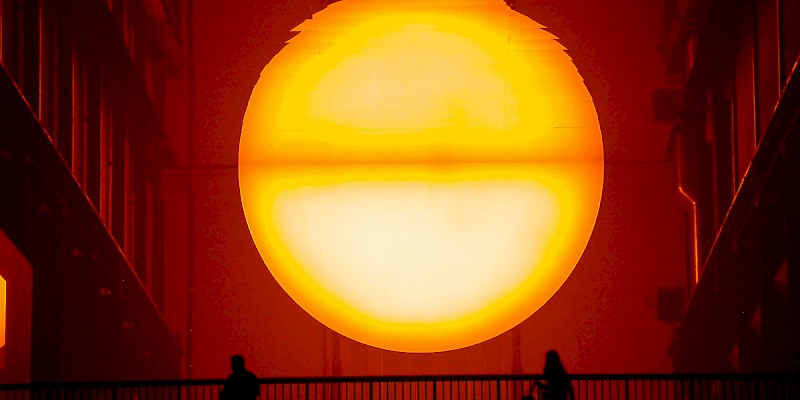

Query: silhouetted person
[[534, 350, 574, 400], [220, 355, 259, 400]]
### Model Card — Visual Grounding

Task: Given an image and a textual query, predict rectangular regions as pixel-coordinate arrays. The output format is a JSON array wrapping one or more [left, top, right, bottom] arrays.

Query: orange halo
[[239, 0, 603, 353]]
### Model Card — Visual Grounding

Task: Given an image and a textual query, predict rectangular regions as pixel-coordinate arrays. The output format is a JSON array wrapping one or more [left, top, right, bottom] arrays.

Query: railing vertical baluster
[[450, 379, 453, 400], [654, 378, 657, 400], [656, 378, 660, 400], [741, 377, 745, 400], [597, 376, 601, 400], [468, 378, 472, 400], [624, 378, 629, 400], [583, 376, 588, 400], [473, 378, 476, 400], [735, 380, 744, 400], [746, 378, 751, 400], [765, 377, 770, 400], [599, 376, 603, 400]]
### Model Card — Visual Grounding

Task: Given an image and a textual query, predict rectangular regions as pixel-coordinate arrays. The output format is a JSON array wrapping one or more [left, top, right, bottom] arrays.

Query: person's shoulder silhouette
[[534, 350, 574, 400], [220, 355, 259, 400]]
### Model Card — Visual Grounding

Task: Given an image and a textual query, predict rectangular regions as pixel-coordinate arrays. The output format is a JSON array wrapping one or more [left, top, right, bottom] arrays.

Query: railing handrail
[[2, 372, 799, 390]]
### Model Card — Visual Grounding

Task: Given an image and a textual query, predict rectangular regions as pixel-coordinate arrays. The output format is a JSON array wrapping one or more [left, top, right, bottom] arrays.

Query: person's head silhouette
[[231, 354, 246, 373], [543, 349, 567, 377]]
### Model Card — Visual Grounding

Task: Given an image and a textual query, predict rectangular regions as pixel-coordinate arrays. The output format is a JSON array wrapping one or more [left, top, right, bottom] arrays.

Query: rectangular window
[[38, 0, 56, 136], [0, 0, 3, 59], [704, 91, 721, 229], [2, 0, 21, 85], [111, 123, 126, 247], [72, 41, 87, 187], [54, 0, 73, 162], [133, 145, 147, 279], [145, 182, 155, 290], [111, 0, 123, 30], [85, 64, 101, 207], [20, 0, 39, 110], [99, 93, 114, 226], [734, 19, 757, 185], [123, 3, 135, 60], [152, 196, 165, 310], [755, 0, 781, 140], [71, 36, 101, 207], [712, 91, 735, 224], [124, 137, 135, 262], [780, 0, 800, 86]]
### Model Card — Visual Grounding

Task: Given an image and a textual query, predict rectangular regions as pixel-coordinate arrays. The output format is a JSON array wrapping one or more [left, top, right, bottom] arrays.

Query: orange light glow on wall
[[239, 0, 603, 352]]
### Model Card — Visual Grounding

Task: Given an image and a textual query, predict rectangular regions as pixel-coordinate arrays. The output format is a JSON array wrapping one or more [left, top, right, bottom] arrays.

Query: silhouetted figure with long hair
[[220, 355, 259, 400], [534, 350, 574, 400]]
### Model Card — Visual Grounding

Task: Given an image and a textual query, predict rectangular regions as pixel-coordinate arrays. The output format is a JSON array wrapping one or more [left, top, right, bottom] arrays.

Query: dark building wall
[[666, 0, 800, 372], [0, 0, 184, 381]]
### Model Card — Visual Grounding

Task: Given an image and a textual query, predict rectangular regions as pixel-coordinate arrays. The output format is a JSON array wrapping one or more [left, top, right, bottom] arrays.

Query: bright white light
[[239, 0, 603, 352]]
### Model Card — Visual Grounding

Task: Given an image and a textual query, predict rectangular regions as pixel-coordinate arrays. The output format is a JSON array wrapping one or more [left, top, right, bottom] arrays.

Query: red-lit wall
[[168, 0, 687, 377], [0, 231, 32, 384], [667, 0, 800, 373]]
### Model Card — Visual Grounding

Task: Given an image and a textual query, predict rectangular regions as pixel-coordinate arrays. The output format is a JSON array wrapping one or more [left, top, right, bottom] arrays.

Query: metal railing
[[1, 374, 798, 400]]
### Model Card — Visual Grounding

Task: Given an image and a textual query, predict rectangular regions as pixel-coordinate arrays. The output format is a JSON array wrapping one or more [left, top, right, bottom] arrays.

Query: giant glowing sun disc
[[239, 0, 603, 353]]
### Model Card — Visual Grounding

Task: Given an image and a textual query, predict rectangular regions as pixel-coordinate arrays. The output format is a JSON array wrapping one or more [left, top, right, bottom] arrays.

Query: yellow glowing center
[[239, 0, 603, 353]]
